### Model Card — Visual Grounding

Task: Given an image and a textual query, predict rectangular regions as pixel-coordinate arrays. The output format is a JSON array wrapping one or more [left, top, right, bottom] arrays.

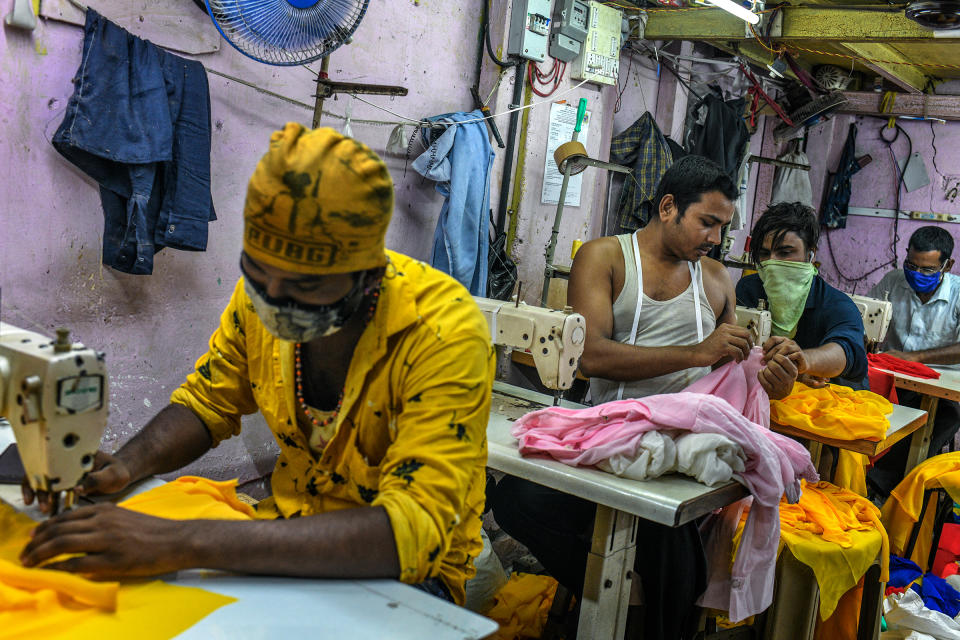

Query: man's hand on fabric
[[23, 451, 133, 515], [20, 504, 189, 579], [762, 336, 809, 373], [797, 373, 830, 389], [699, 323, 754, 365], [758, 353, 798, 400]]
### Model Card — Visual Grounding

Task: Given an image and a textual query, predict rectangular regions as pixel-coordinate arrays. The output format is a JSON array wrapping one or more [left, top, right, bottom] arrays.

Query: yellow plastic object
[[571, 239, 583, 260]]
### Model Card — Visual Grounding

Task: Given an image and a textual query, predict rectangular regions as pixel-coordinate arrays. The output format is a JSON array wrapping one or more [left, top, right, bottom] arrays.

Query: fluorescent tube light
[[705, 0, 761, 24]]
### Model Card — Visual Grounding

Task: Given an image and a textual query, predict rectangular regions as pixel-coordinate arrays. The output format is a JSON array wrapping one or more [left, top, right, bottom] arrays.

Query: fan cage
[[206, 0, 370, 65]]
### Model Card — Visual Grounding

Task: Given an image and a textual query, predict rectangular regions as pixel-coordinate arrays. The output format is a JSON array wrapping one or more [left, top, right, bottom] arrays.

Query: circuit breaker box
[[570, 0, 621, 86], [507, 0, 551, 62], [549, 0, 590, 62]]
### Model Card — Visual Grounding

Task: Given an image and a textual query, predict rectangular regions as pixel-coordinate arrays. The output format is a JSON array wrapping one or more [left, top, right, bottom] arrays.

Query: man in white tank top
[[574, 155, 798, 403], [492, 156, 800, 640]]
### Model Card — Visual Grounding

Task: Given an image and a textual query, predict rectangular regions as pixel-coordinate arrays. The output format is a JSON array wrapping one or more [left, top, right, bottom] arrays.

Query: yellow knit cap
[[243, 123, 394, 274]]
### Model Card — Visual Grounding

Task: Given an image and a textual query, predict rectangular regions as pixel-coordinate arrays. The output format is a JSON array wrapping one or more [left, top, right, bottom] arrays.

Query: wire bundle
[[527, 59, 566, 97]]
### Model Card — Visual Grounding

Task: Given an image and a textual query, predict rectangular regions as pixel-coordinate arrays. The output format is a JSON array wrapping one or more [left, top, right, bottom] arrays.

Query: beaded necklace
[[294, 278, 381, 444]]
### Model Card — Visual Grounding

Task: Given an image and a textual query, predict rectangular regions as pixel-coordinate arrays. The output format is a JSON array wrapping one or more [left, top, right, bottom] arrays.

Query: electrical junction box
[[508, 0, 551, 62], [549, 0, 590, 62], [570, 0, 622, 86]]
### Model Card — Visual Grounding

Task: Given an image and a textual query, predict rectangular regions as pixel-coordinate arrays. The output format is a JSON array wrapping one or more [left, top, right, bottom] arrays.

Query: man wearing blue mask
[[867, 226, 960, 495], [736, 202, 868, 391]]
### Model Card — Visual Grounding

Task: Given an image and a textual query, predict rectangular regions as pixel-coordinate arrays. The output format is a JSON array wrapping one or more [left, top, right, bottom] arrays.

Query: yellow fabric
[[881, 453, 960, 569], [835, 450, 869, 497], [778, 481, 889, 620], [118, 476, 257, 520], [0, 559, 116, 610], [170, 251, 494, 604], [485, 572, 558, 640], [814, 578, 863, 640], [0, 500, 232, 639], [243, 123, 393, 275], [771, 382, 893, 441]]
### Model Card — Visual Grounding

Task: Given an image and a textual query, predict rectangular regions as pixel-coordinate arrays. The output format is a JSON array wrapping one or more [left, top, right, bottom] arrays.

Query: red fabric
[[868, 353, 941, 380], [868, 367, 899, 404], [885, 586, 909, 596], [933, 524, 960, 577]]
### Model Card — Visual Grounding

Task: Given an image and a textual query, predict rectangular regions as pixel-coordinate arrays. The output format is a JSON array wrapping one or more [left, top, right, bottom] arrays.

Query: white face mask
[[243, 275, 364, 343]]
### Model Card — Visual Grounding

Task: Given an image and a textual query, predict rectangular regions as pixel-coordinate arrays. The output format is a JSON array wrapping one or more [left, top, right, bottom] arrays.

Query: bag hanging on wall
[[487, 212, 517, 301]]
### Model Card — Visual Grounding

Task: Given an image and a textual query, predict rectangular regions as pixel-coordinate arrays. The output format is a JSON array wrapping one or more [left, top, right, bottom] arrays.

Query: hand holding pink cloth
[[511, 348, 818, 620]]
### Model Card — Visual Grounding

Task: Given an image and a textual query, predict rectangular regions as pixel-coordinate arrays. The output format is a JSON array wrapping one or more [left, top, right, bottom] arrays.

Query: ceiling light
[[705, 0, 761, 24]]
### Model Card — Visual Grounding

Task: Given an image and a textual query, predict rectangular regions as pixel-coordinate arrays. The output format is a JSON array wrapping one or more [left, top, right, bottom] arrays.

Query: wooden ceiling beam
[[837, 90, 960, 120], [644, 6, 944, 42], [841, 43, 927, 93]]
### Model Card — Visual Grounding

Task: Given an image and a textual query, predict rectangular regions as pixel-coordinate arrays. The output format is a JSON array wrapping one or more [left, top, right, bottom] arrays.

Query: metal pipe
[[496, 64, 526, 237], [541, 166, 573, 306], [311, 56, 331, 129]]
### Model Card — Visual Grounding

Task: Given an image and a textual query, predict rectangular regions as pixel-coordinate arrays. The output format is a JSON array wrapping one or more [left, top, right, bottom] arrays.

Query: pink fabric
[[686, 347, 769, 427], [512, 348, 818, 621]]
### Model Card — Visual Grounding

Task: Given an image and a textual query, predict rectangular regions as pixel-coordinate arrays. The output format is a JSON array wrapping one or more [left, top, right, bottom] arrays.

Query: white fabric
[[597, 429, 678, 480], [675, 432, 746, 486], [883, 590, 960, 640], [770, 150, 813, 207], [870, 270, 960, 370]]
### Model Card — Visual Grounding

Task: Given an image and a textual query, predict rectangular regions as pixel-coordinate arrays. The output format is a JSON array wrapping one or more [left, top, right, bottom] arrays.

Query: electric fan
[[204, 0, 370, 65]]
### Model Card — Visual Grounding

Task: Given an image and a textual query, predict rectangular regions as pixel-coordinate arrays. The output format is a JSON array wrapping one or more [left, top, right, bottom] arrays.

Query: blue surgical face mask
[[903, 264, 942, 294]]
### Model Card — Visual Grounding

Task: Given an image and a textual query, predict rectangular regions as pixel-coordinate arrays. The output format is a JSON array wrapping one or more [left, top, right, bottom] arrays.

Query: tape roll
[[554, 141, 588, 176]]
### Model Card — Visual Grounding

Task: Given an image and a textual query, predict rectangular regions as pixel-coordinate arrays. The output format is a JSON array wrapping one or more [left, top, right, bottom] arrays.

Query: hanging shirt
[[412, 110, 494, 296], [170, 251, 494, 605], [590, 233, 716, 404], [51, 10, 215, 275], [821, 123, 862, 230], [609, 112, 675, 233], [737, 274, 869, 389], [870, 270, 960, 371]]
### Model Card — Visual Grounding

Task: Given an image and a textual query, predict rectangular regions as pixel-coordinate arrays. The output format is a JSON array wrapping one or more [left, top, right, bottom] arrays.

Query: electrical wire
[[345, 78, 591, 128], [931, 120, 945, 181], [484, 0, 518, 68], [825, 122, 912, 289], [614, 50, 634, 113], [527, 59, 566, 98]]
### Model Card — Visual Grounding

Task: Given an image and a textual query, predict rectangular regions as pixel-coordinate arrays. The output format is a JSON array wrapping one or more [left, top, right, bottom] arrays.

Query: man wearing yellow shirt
[[20, 124, 495, 605]]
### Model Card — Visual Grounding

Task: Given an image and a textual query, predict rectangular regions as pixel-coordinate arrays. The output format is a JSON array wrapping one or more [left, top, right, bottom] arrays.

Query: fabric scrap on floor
[[484, 572, 558, 640]]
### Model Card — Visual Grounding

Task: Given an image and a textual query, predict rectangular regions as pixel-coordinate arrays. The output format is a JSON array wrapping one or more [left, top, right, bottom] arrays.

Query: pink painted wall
[[0, 3, 496, 483], [0, 2, 665, 482], [790, 115, 960, 294]]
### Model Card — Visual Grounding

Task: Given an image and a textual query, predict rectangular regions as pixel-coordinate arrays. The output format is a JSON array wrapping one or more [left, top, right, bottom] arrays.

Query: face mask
[[903, 265, 942, 294], [243, 274, 366, 343], [756, 259, 817, 338]]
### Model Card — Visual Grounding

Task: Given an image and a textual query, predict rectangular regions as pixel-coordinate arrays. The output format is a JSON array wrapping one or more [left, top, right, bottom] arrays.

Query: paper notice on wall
[[541, 102, 592, 207]]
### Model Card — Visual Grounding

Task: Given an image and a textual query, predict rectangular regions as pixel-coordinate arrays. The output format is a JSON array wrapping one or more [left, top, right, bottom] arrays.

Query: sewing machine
[[0, 323, 107, 510], [473, 297, 586, 393], [735, 304, 773, 346], [847, 293, 893, 351]]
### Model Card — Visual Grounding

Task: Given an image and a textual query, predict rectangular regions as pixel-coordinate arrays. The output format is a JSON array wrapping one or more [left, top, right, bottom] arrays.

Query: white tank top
[[589, 232, 716, 404]]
